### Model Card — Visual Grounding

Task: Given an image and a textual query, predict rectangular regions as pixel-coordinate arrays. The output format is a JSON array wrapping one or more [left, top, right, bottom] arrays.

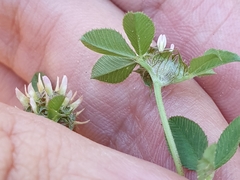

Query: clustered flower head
[[15, 73, 88, 130], [157, 34, 174, 52], [138, 33, 187, 87]]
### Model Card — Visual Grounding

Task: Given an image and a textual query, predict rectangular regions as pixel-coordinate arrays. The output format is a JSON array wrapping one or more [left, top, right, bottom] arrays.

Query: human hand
[[0, 0, 240, 179]]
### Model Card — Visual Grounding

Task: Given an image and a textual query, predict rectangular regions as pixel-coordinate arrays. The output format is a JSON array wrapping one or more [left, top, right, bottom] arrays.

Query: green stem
[[204, 172, 215, 180], [136, 57, 184, 175], [153, 80, 184, 176]]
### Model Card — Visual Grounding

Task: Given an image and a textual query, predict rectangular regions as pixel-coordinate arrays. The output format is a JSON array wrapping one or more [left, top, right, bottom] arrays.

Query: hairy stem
[[136, 57, 184, 175], [152, 80, 184, 176]]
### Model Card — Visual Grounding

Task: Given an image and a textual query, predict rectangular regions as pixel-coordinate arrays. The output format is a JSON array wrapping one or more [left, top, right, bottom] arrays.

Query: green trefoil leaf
[[169, 116, 208, 170], [123, 12, 155, 56], [215, 116, 240, 169], [91, 55, 137, 83], [188, 49, 240, 77], [81, 28, 136, 58]]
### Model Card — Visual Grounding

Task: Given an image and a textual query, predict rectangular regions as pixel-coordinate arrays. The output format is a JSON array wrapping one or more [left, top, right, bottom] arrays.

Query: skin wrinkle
[[133, 115, 159, 160], [47, 133, 67, 180], [191, 0, 205, 11], [11, 129, 41, 179], [0, 106, 16, 179], [107, 91, 156, 160], [0, 111, 15, 179], [125, 116, 151, 158], [201, 2, 234, 48], [109, 114, 136, 150], [196, 73, 240, 122], [197, 3, 237, 50], [11, 1, 31, 70], [134, 136, 152, 161], [0, 1, 36, 80], [126, 103, 165, 164], [0, 118, 14, 180], [126, 86, 158, 144], [42, 130, 59, 180], [0, 65, 21, 106], [87, 117, 112, 145], [38, 16, 64, 74], [108, 116, 128, 148], [65, 134, 127, 179], [0, 1, 19, 68], [0, 133, 12, 180], [67, 144, 100, 179]]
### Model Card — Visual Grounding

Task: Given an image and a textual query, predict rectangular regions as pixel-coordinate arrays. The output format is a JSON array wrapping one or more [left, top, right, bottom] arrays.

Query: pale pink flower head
[[15, 73, 88, 130]]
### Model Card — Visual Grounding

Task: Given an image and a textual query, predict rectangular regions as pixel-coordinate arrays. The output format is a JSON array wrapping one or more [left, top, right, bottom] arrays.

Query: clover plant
[[80, 12, 240, 180]]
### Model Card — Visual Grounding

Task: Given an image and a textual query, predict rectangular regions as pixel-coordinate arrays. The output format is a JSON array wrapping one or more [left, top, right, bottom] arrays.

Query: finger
[[0, 103, 186, 180], [0, 0, 125, 100], [111, 0, 240, 122]]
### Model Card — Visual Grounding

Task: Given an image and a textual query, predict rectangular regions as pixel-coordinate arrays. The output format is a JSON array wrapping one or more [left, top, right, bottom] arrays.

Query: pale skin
[[0, 0, 240, 179]]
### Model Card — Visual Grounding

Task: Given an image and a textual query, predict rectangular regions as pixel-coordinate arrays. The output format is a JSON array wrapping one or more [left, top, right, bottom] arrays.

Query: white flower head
[[157, 34, 167, 52], [15, 73, 87, 130]]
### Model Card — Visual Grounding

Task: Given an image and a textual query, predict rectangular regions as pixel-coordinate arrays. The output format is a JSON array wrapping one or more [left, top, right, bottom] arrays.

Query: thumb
[[0, 103, 186, 180]]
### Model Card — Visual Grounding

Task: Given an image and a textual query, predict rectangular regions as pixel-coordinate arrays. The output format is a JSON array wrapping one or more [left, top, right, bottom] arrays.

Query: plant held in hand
[[16, 73, 88, 130], [81, 12, 240, 180]]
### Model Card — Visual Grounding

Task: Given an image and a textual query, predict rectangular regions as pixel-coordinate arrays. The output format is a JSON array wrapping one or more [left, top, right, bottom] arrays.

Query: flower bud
[[157, 34, 167, 52]]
